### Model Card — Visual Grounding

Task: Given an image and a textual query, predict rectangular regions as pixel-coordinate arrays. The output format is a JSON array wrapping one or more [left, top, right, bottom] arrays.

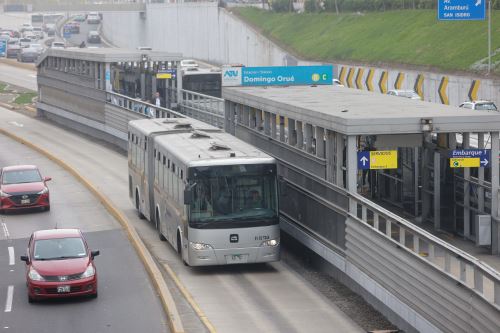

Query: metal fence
[[179, 89, 225, 128]]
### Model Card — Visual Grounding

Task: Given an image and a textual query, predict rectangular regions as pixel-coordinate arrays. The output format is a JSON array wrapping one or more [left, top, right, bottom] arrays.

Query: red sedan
[[0, 165, 51, 213], [20, 229, 100, 303]]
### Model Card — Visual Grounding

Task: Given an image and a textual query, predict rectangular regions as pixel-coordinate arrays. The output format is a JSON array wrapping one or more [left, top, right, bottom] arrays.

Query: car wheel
[[28, 295, 35, 303]]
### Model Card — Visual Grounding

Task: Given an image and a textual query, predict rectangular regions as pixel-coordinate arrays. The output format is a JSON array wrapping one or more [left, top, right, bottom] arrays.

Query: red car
[[0, 165, 51, 213], [20, 229, 100, 303]]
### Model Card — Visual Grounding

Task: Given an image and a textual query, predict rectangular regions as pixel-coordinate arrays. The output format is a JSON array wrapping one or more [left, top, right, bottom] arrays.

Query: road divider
[[0, 127, 185, 333]]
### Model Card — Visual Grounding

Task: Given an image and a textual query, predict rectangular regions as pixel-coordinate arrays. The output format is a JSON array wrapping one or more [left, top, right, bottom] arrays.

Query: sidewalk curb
[[0, 127, 185, 333]]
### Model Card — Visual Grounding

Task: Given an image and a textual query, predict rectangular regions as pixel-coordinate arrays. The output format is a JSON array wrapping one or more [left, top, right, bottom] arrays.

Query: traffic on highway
[[0, 3, 499, 333]]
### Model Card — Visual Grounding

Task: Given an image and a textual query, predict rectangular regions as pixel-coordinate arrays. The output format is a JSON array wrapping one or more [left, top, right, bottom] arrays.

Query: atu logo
[[224, 70, 239, 78]]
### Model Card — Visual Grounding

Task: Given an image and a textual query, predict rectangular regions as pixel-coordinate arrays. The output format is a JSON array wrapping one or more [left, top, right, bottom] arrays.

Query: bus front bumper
[[187, 245, 280, 266]]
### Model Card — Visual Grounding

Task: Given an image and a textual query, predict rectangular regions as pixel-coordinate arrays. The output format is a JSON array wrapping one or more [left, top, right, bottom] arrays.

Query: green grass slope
[[235, 8, 500, 73]]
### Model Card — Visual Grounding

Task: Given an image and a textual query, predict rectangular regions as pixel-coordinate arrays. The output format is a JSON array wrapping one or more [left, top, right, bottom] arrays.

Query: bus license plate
[[21, 199, 30, 204], [226, 254, 248, 264], [57, 286, 70, 293]]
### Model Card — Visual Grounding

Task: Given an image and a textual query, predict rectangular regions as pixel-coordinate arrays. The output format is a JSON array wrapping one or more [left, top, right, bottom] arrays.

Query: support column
[[140, 72, 146, 99], [326, 130, 335, 183], [271, 114, 277, 139], [255, 110, 262, 131], [491, 131, 499, 254], [478, 133, 485, 214], [414, 147, 420, 217], [336, 133, 344, 188], [296, 121, 303, 149], [279, 116, 285, 142], [434, 151, 441, 230], [421, 134, 432, 223], [264, 111, 271, 135], [305, 123, 313, 153], [249, 108, 256, 129], [463, 132, 471, 238], [316, 126, 325, 158], [347, 135, 358, 213], [288, 119, 296, 146]]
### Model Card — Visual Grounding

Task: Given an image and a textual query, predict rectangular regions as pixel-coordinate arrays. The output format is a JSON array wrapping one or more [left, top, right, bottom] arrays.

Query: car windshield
[[33, 237, 87, 260], [476, 103, 498, 111], [2, 169, 42, 184], [189, 164, 278, 228]]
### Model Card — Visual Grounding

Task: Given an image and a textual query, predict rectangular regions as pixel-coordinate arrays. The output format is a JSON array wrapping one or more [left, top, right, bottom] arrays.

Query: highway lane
[[0, 107, 364, 332], [64, 19, 108, 48], [0, 133, 168, 332], [0, 62, 37, 91]]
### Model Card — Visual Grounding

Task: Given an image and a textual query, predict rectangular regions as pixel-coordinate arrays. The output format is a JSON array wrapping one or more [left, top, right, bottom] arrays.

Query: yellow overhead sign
[[369, 150, 398, 169], [450, 158, 480, 168], [156, 73, 172, 79]]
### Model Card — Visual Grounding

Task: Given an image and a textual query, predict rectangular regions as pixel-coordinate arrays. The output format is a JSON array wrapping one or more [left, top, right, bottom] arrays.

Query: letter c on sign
[[322, 74, 327, 80]]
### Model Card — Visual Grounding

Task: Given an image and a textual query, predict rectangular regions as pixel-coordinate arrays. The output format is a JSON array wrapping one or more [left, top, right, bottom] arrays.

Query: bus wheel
[[156, 209, 166, 241], [135, 190, 145, 220], [177, 232, 188, 266]]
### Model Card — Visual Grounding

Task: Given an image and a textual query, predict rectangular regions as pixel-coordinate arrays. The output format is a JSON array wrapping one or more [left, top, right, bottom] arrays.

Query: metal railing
[[179, 89, 225, 128], [350, 193, 500, 310], [106, 91, 185, 119]]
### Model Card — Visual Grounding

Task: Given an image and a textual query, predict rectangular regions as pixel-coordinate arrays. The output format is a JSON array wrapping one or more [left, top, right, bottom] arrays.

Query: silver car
[[387, 89, 422, 100], [459, 100, 498, 111]]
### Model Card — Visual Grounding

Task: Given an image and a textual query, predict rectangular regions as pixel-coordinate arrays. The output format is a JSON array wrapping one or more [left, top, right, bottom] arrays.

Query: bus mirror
[[184, 188, 192, 205]]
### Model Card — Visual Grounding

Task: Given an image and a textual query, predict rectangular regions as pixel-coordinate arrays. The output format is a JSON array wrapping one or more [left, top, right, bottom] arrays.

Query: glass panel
[[188, 164, 278, 229]]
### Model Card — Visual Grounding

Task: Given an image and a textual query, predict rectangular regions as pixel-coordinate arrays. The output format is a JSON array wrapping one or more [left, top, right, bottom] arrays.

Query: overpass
[[34, 48, 500, 333]]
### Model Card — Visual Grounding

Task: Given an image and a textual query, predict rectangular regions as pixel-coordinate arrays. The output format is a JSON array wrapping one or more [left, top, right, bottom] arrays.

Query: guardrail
[[350, 193, 500, 310], [179, 89, 225, 128], [106, 91, 185, 120]]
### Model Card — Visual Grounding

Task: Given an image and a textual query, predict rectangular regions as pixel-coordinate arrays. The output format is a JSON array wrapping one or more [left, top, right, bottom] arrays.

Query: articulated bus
[[128, 118, 280, 266]]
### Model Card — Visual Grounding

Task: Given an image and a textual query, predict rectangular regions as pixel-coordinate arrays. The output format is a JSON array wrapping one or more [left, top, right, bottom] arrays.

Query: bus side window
[[162, 156, 167, 189]]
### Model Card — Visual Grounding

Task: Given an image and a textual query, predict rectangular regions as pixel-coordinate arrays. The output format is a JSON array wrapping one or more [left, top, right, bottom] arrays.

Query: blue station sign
[[222, 65, 333, 87], [449, 149, 491, 168], [438, 0, 486, 20]]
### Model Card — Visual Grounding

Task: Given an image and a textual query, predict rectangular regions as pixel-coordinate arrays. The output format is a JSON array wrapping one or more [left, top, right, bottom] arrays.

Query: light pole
[[487, 0, 491, 74]]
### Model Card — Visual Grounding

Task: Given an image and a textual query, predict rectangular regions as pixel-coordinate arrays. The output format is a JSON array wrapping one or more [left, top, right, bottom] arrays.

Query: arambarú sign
[[222, 65, 333, 87]]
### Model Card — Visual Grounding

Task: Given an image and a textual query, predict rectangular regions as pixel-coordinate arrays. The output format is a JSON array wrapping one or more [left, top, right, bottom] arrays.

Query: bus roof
[[154, 130, 275, 168], [129, 118, 222, 136]]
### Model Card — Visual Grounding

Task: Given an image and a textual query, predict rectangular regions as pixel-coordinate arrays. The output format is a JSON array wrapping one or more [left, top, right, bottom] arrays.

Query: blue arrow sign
[[438, 0, 486, 20], [358, 151, 370, 170], [449, 149, 491, 167]]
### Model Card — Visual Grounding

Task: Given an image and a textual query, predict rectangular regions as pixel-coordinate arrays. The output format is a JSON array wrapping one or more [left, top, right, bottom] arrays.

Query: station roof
[[36, 48, 183, 66], [223, 85, 500, 135]]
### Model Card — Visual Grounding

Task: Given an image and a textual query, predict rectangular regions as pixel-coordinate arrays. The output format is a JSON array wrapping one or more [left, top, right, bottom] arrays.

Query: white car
[[32, 27, 44, 39], [333, 79, 344, 87], [459, 100, 498, 111], [20, 23, 33, 33], [29, 43, 44, 54], [180, 59, 199, 69], [51, 41, 65, 49], [387, 89, 422, 100], [19, 37, 32, 48]]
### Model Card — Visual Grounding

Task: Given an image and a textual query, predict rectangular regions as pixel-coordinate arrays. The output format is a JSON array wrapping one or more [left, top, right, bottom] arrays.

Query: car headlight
[[260, 238, 280, 247], [80, 265, 95, 278], [0, 190, 11, 198], [28, 268, 44, 281], [189, 241, 213, 250], [37, 187, 48, 195]]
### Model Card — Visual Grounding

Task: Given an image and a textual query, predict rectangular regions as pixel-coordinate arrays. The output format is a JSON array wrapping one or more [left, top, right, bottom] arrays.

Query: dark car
[[0, 165, 51, 212], [20, 229, 100, 303], [6, 44, 21, 58], [17, 47, 39, 62], [87, 31, 101, 44]]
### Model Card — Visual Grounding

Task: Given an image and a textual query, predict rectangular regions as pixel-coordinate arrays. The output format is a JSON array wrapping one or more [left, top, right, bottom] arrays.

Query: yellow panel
[[450, 158, 480, 168], [156, 73, 172, 79], [370, 150, 398, 169]]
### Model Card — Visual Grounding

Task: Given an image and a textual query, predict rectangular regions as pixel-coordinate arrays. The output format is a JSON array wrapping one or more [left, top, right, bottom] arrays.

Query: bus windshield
[[188, 164, 278, 229]]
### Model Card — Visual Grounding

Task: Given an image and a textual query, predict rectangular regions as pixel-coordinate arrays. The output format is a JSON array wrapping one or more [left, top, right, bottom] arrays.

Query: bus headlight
[[190, 241, 213, 251], [260, 238, 279, 247]]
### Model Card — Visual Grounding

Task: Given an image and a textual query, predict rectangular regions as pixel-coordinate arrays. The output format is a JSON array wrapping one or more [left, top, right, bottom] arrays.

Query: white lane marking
[[7, 121, 23, 128], [8, 247, 14, 266], [4, 286, 13, 312], [1, 223, 9, 238], [28, 74, 37, 78]]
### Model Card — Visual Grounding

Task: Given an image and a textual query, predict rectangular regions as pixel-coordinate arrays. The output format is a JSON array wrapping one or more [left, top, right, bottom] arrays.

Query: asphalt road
[[0, 63, 37, 91], [0, 106, 364, 333], [0, 133, 168, 332], [64, 19, 108, 48]]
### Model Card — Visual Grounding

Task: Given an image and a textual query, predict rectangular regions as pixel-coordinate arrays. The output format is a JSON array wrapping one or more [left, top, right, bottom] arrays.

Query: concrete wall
[[101, 2, 500, 106]]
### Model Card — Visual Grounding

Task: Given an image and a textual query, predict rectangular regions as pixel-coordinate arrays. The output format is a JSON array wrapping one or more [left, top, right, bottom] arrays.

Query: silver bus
[[128, 118, 280, 266]]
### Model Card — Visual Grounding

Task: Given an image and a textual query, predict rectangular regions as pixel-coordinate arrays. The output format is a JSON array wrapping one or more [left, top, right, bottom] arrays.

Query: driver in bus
[[194, 187, 213, 217], [247, 189, 263, 209]]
